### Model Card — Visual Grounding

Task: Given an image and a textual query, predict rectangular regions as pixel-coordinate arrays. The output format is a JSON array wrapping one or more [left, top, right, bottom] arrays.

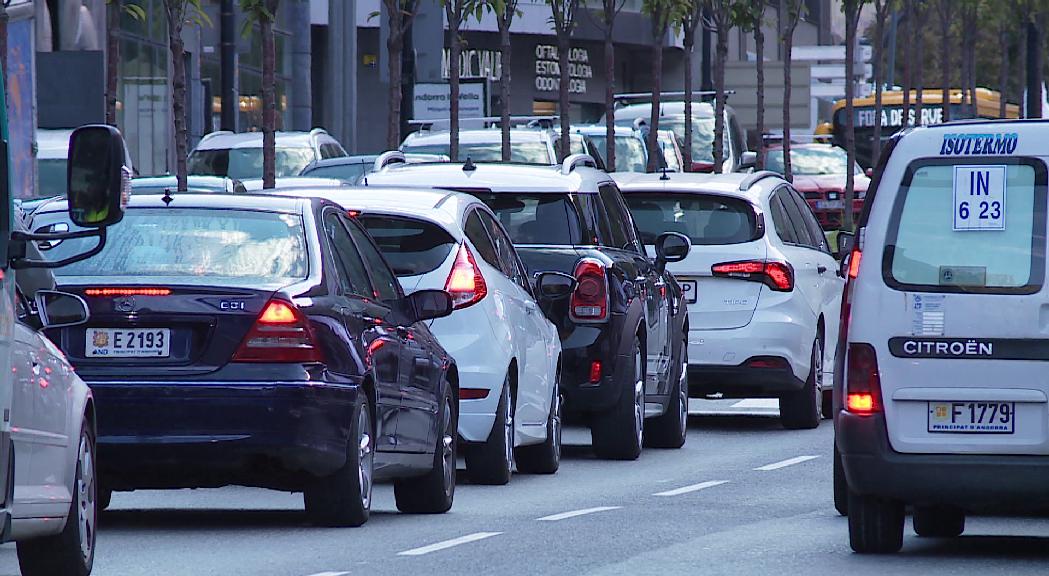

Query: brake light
[[232, 298, 324, 363], [745, 356, 790, 370], [848, 248, 862, 279], [84, 287, 172, 297], [691, 161, 715, 173], [444, 244, 487, 309], [570, 259, 609, 322], [589, 360, 603, 383], [459, 388, 490, 400], [845, 343, 882, 415], [711, 260, 794, 292]]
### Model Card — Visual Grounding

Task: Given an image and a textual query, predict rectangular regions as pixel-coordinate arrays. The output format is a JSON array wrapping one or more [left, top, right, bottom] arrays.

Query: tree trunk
[[387, 10, 404, 150], [844, 0, 857, 231], [499, 20, 512, 161], [0, 3, 8, 79], [939, 0, 950, 123], [901, 0, 911, 125], [1027, 20, 1042, 119], [262, 14, 276, 189], [646, 29, 664, 173], [558, 31, 571, 162], [999, 24, 1010, 118], [871, 5, 885, 168], [683, 35, 694, 172], [166, 3, 188, 192], [713, 18, 727, 174], [1018, 19, 1027, 118], [605, 28, 616, 170], [967, 11, 978, 117], [913, 3, 923, 125], [106, 0, 122, 125], [448, 14, 462, 162], [782, 33, 793, 181], [754, 18, 765, 170]]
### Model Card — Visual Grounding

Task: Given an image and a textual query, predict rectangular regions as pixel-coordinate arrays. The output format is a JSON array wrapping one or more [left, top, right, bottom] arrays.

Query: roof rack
[[199, 130, 234, 142], [561, 154, 598, 175], [613, 91, 735, 106], [738, 170, 781, 192], [408, 115, 561, 131], [373, 150, 407, 172]]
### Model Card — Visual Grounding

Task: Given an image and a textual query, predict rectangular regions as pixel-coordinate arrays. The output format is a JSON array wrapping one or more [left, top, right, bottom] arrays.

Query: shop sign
[[534, 44, 592, 94], [442, 49, 502, 81], [413, 82, 488, 121]]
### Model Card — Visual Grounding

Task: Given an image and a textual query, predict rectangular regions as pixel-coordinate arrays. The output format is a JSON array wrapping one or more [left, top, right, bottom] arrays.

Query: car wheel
[[848, 489, 905, 554], [98, 485, 113, 513], [592, 341, 644, 460], [394, 380, 457, 513], [304, 394, 374, 527], [515, 375, 562, 474], [17, 419, 96, 576], [913, 506, 965, 538], [834, 444, 848, 516], [645, 330, 688, 449], [821, 388, 834, 420], [464, 374, 514, 485], [780, 335, 822, 430]]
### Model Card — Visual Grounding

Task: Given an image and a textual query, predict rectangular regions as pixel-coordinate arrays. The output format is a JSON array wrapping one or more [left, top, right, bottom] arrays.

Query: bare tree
[[680, 1, 703, 172], [901, 0, 911, 125], [492, 0, 519, 161], [704, 0, 732, 173], [549, 0, 582, 161], [383, 0, 422, 149], [642, 0, 683, 172], [912, 0, 925, 124], [444, 0, 466, 161], [106, 2, 147, 125], [731, 1, 766, 169], [241, 0, 281, 189], [162, 0, 207, 192], [778, 0, 804, 181], [936, 0, 951, 122], [998, 4, 1014, 118], [960, 0, 979, 117], [590, 0, 628, 169], [870, 0, 891, 167], [842, 0, 865, 231]]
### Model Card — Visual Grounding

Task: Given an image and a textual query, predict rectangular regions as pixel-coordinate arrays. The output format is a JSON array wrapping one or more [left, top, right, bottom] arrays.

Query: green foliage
[[728, 0, 763, 33], [106, 0, 148, 21], [240, 0, 279, 34], [161, 0, 211, 28], [643, 0, 690, 35]]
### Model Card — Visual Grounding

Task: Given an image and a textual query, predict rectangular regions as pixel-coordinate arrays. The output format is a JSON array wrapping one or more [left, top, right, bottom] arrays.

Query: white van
[[835, 120, 1048, 553]]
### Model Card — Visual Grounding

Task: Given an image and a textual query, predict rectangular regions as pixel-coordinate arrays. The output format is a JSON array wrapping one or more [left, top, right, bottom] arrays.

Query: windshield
[[357, 215, 456, 277], [624, 193, 759, 245], [38, 158, 68, 197], [187, 147, 316, 179], [402, 142, 552, 164], [467, 192, 583, 245], [302, 162, 371, 183], [765, 146, 859, 176], [663, 118, 719, 164], [587, 134, 647, 172], [36, 208, 308, 287]]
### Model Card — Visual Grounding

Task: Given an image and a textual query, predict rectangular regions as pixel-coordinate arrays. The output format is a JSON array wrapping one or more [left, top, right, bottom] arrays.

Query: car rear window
[[357, 215, 457, 277], [885, 159, 1046, 294], [303, 162, 371, 183], [188, 147, 315, 179], [38, 208, 308, 287], [624, 193, 760, 245], [467, 193, 584, 245]]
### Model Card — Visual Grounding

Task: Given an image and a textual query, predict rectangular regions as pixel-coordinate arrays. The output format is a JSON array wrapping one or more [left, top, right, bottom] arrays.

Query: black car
[[30, 194, 459, 526], [364, 158, 692, 460]]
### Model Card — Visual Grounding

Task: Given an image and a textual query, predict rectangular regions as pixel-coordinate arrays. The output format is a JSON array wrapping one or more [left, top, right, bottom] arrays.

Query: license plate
[[680, 280, 697, 304], [816, 199, 845, 210], [86, 328, 170, 358], [927, 401, 1015, 434]]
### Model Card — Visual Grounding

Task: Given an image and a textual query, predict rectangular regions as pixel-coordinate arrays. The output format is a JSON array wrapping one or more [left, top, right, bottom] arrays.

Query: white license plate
[[816, 199, 845, 210], [87, 328, 171, 358], [680, 280, 697, 304], [927, 401, 1015, 434]]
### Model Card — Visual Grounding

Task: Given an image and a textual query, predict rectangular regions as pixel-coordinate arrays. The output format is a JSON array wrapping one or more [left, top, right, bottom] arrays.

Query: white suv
[[836, 121, 1048, 553], [615, 171, 843, 429], [187, 129, 347, 180]]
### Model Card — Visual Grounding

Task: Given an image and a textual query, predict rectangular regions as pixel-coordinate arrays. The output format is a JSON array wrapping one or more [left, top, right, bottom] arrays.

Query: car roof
[[274, 186, 475, 236], [365, 161, 611, 193], [36, 128, 75, 158], [34, 193, 312, 216], [239, 177, 347, 191], [613, 101, 717, 120], [131, 175, 236, 188], [403, 129, 550, 146], [612, 171, 775, 203], [193, 131, 323, 150], [572, 125, 638, 137]]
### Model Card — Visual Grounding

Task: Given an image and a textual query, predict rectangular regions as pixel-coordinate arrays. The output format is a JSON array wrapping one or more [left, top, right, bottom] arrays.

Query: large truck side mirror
[[66, 125, 129, 228]]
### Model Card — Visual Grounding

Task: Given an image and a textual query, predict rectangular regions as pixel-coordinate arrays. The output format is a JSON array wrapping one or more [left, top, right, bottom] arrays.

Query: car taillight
[[711, 260, 794, 292], [444, 244, 487, 310], [845, 343, 881, 415], [691, 161, 715, 173], [84, 287, 172, 297], [570, 259, 609, 322], [232, 299, 324, 363], [838, 248, 862, 343]]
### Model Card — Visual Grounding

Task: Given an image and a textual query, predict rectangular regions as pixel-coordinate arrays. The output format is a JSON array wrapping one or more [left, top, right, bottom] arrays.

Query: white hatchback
[[615, 171, 843, 429], [293, 186, 564, 485]]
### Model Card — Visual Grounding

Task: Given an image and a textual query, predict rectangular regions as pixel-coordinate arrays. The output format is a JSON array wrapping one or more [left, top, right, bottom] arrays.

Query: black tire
[[17, 420, 96, 576], [394, 381, 457, 514], [646, 331, 688, 449], [304, 394, 374, 527], [98, 485, 113, 512], [781, 335, 823, 430], [834, 444, 848, 516], [821, 388, 834, 420], [592, 341, 644, 460], [515, 375, 561, 474], [913, 506, 965, 538], [464, 374, 513, 485], [848, 489, 905, 554]]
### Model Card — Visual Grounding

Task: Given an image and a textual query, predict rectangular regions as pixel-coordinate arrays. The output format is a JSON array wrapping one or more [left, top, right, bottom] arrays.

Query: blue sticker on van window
[[940, 133, 1018, 156]]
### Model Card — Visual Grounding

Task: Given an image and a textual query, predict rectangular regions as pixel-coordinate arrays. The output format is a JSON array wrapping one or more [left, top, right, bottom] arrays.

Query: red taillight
[[589, 360, 603, 383], [691, 161, 715, 173], [347, 210, 361, 218], [845, 343, 882, 415], [459, 388, 490, 400], [444, 244, 487, 310], [745, 356, 790, 370], [711, 260, 794, 291], [232, 299, 324, 363], [85, 287, 172, 297], [848, 249, 862, 279], [570, 259, 609, 322]]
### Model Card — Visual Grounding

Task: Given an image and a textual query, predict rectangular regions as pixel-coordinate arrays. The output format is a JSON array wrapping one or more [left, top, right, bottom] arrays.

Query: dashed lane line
[[753, 455, 820, 471], [652, 480, 729, 497], [536, 506, 622, 522], [304, 572, 350, 576], [397, 532, 503, 556]]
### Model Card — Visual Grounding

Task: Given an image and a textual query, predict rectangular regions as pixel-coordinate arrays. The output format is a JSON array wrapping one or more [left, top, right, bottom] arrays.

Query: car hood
[[792, 174, 870, 193]]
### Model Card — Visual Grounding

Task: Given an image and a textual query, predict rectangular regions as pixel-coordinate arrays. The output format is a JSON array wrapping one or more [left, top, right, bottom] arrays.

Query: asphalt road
[[2, 399, 1048, 576]]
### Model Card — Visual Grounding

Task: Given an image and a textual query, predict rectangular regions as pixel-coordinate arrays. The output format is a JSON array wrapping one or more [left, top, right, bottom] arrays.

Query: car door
[[31, 327, 73, 506], [10, 293, 38, 510], [345, 216, 440, 454], [322, 210, 404, 453], [771, 187, 822, 318]]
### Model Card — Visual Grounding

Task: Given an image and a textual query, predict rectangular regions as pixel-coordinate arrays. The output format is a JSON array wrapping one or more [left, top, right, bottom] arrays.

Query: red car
[[764, 143, 870, 230]]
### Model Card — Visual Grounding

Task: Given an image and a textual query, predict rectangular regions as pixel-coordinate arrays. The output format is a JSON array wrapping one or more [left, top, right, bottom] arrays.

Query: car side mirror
[[738, 151, 757, 171], [534, 271, 577, 300], [655, 232, 691, 271], [67, 124, 130, 228], [35, 290, 89, 329], [406, 289, 453, 323], [835, 231, 855, 260]]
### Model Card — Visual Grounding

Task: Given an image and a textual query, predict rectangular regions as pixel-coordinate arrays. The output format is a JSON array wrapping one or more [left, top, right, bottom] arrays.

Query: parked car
[[756, 143, 870, 230], [30, 194, 459, 526], [300, 153, 449, 183], [571, 125, 649, 172], [130, 175, 246, 195], [364, 154, 691, 460], [187, 129, 347, 180], [656, 129, 685, 172], [401, 128, 607, 170], [239, 176, 346, 192], [615, 171, 843, 429], [279, 184, 565, 484]]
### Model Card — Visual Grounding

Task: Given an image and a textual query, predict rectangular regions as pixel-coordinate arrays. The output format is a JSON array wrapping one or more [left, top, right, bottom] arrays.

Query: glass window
[[323, 212, 373, 296], [769, 194, 797, 244], [588, 134, 648, 173], [787, 190, 829, 252], [344, 219, 402, 300], [40, 208, 308, 287], [477, 210, 519, 280], [777, 189, 815, 247], [469, 193, 584, 245], [302, 162, 371, 183], [463, 210, 500, 270], [358, 215, 457, 277], [187, 147, 316, 179], [886, 161, 1044, 293], [38, 158, 68, 198], [401, 142, 552, 164], [624, 193, 760, 245], [765, 145, 862, 176], [598, 185, 636, 251], [663, 117, 722, 165]]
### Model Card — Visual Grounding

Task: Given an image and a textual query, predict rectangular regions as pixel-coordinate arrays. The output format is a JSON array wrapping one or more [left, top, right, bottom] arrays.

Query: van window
[[885, 160, 1046, 294]]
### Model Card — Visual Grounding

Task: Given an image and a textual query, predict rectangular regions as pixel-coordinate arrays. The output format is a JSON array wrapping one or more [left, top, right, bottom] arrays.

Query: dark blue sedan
[[30, 194, 459, 526]]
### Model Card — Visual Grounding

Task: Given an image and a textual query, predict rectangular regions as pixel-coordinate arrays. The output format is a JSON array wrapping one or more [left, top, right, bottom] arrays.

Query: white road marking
[[731, 399, 779, 409], [305, 572, 350, 576], [754, 455, 820, 471], [397, 532, 503, 556], [653, 480, 729, 497], [536, 506, 622, 521]]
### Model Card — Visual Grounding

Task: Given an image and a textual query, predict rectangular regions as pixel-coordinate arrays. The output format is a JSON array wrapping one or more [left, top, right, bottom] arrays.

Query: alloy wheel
[[634, 347, 644, 448], [551, 386, 562, 463], [357, 408, 374, 511], [77, 433, 96, 561], [441, 398, 455, 496], [678, 335, 689, 436], [503, 386, 514, 474], [813, 339, 824, 417]]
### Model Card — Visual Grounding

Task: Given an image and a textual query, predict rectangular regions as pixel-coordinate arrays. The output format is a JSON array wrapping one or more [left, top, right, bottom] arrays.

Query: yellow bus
[[820, 88, 1020, 168]]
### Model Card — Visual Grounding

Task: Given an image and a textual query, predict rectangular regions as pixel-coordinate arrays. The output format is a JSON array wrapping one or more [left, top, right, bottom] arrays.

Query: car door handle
[[817, 265, 828, 275]]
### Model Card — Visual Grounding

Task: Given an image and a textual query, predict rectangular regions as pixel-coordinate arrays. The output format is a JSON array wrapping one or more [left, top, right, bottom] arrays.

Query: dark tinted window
[[358, 215, 456, 277], [324, 212, 373, 296], [344, 219, 401, 300], [598, 185, 636, 251], [777, 189, 816, 247], [478, 210, 524, 283], [464, 211, 500, 269], [624, 193, 759, 245], [303, 162, 370, 183], [769, 194, 797, 244], [787, 190, 829, 251], [470, 193, 584, 245]]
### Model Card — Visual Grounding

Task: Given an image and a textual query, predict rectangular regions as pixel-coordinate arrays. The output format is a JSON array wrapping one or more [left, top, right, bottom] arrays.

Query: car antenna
[[162, 188, 174, 206], [660, 165, 670, 181], [463, 157, 476, 172]]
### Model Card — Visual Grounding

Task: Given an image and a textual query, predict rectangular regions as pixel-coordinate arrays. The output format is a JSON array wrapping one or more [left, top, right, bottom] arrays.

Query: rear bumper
[[560, 324, 630, 414], [687, 313, 811, 383], [837, 411, 1049, 508], [688, 363, 805, 398], [89, 380, 359, 490]]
